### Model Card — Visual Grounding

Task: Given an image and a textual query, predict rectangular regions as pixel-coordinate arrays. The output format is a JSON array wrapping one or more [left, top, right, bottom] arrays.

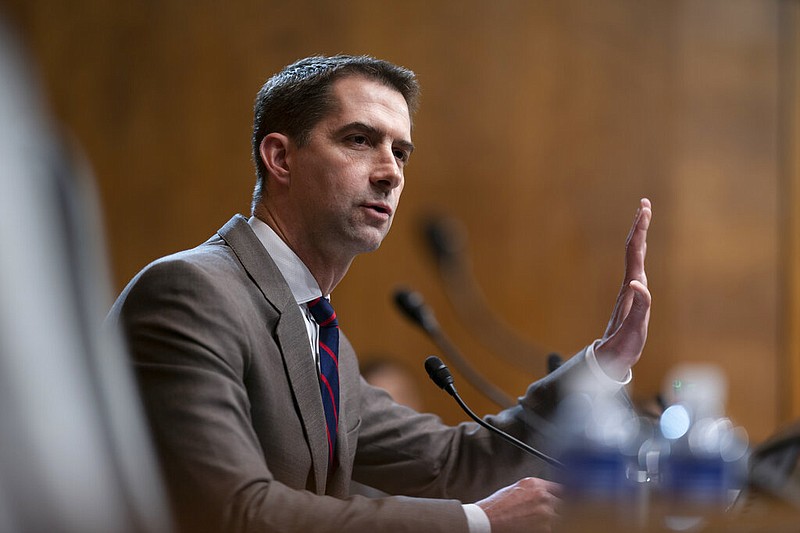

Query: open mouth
[[365, 204, 391, 216]]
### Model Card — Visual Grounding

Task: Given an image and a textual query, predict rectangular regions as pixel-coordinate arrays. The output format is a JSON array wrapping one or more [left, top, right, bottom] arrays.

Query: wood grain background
[[3, 0, 796, 443]]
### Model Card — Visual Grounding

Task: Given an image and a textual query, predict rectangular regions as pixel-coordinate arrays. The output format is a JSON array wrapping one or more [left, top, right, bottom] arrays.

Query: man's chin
[[359, 237, 386, 254], [351, 229, 389, 255]]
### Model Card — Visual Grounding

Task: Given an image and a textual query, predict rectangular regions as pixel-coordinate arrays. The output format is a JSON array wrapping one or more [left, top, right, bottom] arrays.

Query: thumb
[[628, 280, 652, 325]]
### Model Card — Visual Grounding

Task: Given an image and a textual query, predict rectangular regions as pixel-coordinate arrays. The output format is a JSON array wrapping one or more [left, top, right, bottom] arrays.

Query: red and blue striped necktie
[[308, 297, 340, 468]]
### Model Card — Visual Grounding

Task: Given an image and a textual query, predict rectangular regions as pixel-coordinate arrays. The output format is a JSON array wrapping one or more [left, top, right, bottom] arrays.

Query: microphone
[[423, 215, 464, 266], [546, 353, 563, 374], [394, 287, 438, 333], [394, 288, 514, 408], [424, 356, 563, 469]]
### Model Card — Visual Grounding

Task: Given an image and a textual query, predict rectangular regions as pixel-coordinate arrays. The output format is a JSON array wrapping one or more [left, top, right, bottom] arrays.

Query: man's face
[[282, 75, 413, 262]]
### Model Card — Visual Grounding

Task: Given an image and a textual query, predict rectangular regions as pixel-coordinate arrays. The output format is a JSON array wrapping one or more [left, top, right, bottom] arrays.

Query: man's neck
[[252, 206, 352, 295]]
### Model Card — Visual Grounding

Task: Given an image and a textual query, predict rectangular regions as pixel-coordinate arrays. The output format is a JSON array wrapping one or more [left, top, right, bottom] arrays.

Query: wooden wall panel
[[783, 0, 800, 422], [2, 0, 789, 442], [666, 0, 781, 442]]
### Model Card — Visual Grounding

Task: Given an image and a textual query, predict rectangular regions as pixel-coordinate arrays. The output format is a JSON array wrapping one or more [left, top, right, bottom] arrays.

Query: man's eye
[[393, 149, 409, 162], [351, 135, 368, 145]]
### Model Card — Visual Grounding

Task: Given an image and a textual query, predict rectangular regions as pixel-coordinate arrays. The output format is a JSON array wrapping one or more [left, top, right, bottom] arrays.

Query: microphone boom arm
[[425, 356, 563, 469], [395, 288, 515, 408]]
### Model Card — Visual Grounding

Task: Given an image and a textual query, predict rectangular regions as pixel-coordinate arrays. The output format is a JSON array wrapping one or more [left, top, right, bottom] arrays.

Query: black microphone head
[[424, 355, 455, 391], [393, 287, 437, 332], [422, 216, 466, 266], [546, 353, 563, 374]]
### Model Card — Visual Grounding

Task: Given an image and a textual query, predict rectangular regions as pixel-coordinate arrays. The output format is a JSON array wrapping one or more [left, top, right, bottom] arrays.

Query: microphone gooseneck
[[424, 356, 563, 469], [422, 216, 556, 376], [394, 288, 514, 409]]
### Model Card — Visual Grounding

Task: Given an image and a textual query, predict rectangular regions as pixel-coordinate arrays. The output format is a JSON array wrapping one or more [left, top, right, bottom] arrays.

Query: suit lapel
[[217, 215, 330, 492], [275, 310, 329, 492]]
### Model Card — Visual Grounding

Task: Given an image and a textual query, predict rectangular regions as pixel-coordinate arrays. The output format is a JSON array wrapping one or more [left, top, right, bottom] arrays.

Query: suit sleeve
[[108, 257, 468, 533], [350, 345, 593, 504]]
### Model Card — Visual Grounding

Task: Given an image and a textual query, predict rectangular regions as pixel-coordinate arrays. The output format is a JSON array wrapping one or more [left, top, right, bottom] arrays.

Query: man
[[108, 55, 652, 533]]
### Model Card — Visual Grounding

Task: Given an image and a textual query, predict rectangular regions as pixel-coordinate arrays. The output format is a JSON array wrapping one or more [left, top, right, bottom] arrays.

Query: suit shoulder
[[109, 237, 252, 320]]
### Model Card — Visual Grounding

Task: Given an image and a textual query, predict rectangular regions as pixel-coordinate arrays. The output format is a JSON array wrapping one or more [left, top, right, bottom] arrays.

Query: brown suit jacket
[[108, 215, 589, 533]]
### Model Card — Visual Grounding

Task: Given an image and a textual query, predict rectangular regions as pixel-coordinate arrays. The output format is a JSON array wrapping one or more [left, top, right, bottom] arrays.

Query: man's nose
[[370, 147, 403, 191]]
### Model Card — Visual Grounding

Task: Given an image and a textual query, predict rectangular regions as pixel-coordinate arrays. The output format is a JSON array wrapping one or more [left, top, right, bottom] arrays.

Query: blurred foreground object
[[657, 365, 748, 513], [739, 418, 800, 519], [0, 16, 172, 533], [555, 364, 758, 532]]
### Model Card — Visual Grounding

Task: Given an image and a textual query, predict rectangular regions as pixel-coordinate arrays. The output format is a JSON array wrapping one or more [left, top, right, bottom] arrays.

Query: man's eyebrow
[[339, 121, 415, 154], [396, 139, 415, 155]]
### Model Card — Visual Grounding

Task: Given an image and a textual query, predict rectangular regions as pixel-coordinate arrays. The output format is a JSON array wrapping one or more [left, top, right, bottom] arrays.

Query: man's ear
[[259, 133, 292, 185]]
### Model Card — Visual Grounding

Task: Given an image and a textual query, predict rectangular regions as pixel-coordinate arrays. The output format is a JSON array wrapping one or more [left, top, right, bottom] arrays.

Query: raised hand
[[595, 198, 653, 380]]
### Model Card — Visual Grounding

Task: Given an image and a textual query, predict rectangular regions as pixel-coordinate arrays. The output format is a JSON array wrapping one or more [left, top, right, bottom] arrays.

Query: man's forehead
[[329, 75, 411, 122]]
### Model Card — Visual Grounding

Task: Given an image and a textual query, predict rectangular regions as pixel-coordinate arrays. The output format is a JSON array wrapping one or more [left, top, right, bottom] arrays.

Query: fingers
[[513, 477, 563, 501], [624, 198, 652, 287], [605, 199, 652, 338], [627, 198, 652, 244], [478, 477, 562, 533]]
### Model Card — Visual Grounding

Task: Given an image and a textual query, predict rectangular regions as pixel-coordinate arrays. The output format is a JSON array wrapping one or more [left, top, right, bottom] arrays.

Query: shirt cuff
[[585, 339, 632, 393], [463, 503, 491, 533]]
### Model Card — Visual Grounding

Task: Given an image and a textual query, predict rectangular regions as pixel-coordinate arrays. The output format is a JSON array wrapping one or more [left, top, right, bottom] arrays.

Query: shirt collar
[[248, 216, 323, 305]]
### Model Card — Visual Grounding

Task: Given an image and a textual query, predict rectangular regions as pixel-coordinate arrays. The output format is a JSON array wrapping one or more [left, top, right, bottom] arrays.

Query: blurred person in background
[[360, 356, 425, 412]]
